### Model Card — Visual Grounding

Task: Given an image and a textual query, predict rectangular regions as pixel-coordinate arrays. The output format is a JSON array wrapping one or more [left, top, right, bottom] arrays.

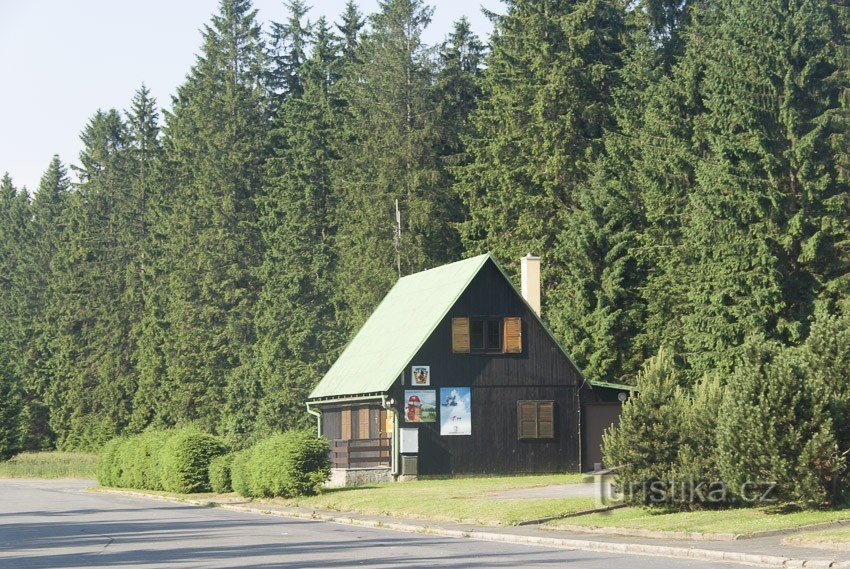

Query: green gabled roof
[[309, 253, 491, 399], [308, 252, 634, 400]]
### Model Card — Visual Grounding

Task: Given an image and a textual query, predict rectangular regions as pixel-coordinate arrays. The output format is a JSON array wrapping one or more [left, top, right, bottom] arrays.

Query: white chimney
[[521, 253, 541, 316]]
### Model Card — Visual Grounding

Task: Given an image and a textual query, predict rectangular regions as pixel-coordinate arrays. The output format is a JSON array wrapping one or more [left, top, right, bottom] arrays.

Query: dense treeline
[[1, 0, 849, 456]]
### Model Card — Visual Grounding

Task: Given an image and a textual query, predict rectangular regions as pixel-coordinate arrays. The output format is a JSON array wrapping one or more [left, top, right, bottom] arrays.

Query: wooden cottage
[[306, 253, 634, 485]]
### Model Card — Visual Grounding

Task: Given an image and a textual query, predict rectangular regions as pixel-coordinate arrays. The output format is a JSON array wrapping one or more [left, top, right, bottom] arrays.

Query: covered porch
[[311, 399, 397, 486]]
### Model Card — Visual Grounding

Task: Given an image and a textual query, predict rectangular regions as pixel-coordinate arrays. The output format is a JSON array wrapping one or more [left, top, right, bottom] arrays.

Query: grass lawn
[[275, 473, 591, 526], [783, 526, 850, 550], [0, 452, 98, 479], [548, 505, 850, 536]]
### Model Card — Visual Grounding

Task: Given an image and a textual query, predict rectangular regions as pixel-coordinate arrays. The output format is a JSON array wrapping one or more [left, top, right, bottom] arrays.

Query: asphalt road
[[0, 479, 742, 569]]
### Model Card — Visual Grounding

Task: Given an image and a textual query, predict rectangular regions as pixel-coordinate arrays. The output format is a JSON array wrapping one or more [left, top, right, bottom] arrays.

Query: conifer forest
[[2, 0, 850, 484]]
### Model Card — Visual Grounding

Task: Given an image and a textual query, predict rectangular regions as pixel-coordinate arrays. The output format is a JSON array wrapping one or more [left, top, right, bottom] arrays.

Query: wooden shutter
[[359, 407, 371, 439], [517, 401, 555, 439], [452, 317, 470, 353], [518, 402, 538, 439], [538, 401, 555, 438], [341, 409, 352, 440], [503, 317, 522, 353]]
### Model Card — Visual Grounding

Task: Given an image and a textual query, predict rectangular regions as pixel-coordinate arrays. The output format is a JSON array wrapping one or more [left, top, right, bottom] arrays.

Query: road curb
[[542, 517, 850, 543], [92, 487, 844, 568]]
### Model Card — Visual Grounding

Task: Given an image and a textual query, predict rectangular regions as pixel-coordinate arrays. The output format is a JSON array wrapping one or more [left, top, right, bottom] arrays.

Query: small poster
[[411, 365, 430, 386], [440, 387, 472, 436], [404, 390, 437, 423]]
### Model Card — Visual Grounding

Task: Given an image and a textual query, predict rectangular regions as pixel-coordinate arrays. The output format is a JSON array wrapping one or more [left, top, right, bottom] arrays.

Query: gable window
[[452, 316, 522, 354], [470, 318, 501, 352], [517, 401, 555, 440]]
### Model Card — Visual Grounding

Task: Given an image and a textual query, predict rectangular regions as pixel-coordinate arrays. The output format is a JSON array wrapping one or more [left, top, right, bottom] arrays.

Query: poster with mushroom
[[404, 390, 436, 423]]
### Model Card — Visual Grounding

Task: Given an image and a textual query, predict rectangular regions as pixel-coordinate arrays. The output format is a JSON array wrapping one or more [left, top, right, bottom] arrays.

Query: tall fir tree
[[456, 0, 629, 380], [156, 0, 268, 440], [337, 0, 365, 66], [0, 174, 28, 456], [20, 157, 70, 448], [123, 86, 167, 433], [0, 346, 24, 460], [433, 17, 484, 171], [333, 0, 457, 329], [676, 0, 850, 375], [47, 109, 135, 449], [253, 16, 344, 436], [268, 0, 311, 101], [0, 174, 30, 379], [458, 0, 628, 267]]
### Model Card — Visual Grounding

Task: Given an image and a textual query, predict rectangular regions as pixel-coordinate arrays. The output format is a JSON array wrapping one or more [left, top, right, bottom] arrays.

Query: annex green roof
[[309, 253, 491, 399], [308, 252, 634, 400]]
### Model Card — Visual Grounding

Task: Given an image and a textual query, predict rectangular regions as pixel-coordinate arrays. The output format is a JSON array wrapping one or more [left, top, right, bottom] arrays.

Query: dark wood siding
[[388, 259, 587, 474]]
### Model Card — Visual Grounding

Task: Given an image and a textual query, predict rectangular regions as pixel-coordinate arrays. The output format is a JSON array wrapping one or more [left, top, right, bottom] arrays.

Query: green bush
[[159, 429, 229, 493], [112, 437, 136, 488], [717, 343, 841, 505], [209, 453, 234, 493], [124, 430, 168, 490], [241, 430, 330, 498], [229, 448, 252, 496], [603, 349, 689, 506], [96, 437, 124, 486]]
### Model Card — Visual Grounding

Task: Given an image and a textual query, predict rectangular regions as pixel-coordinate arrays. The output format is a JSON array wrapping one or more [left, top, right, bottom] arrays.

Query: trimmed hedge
[[229, 448, 252, 496], [209, 453, 234, 493], [97, 428, 228, 493], [98, 428, 327, 498], [125, 430, 168, 490], [160, 430, 229, 493], [239, 430, 330, 498], [96, 437, 124, 487]]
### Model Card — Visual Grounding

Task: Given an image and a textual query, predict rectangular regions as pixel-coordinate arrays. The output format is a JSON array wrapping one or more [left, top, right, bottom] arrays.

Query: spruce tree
[[156, 0, 268, 438], [20, 156, 70, 448], [457, 0, 627, 272], [0, 347, 24, 461], [333, 0, 456, 329], [268, 0, 311, 101], [337, 0, 365, 66], [253, 16, 343, 436], [124, 86, 167, 433], [433, 17, 484, 171], [602, 349, 688, 504], [676, 0, 850, 375], [0, 174, 28, 456], [547, 160, 646, 383], [0, 174, 30, 377], [716, 339, 841, 504], [47, 109, 134, 449]]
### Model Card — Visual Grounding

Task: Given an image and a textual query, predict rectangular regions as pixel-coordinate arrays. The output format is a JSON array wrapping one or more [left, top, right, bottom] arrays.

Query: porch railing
[[332, 437, 391, 469]]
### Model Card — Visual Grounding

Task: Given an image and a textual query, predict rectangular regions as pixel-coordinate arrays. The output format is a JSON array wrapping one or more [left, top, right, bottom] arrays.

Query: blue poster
[[440, 387, 471, 436]]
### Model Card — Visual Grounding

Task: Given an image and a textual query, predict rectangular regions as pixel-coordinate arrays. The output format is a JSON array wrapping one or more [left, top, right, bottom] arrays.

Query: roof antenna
[[394, 199, 402, 277]]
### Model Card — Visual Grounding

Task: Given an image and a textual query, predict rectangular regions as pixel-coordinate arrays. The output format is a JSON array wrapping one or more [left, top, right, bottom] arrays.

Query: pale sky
[[0, 0, 501, 193]]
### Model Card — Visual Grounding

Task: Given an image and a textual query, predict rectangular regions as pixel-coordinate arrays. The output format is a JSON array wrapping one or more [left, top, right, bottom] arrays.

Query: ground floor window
[[517, 400, 555, 439]]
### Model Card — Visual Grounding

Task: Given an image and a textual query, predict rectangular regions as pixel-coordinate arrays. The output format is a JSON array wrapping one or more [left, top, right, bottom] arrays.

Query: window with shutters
[[470, 317, 502, 352], [517, 401, 555, 440], [452, 316, 522, 354]]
